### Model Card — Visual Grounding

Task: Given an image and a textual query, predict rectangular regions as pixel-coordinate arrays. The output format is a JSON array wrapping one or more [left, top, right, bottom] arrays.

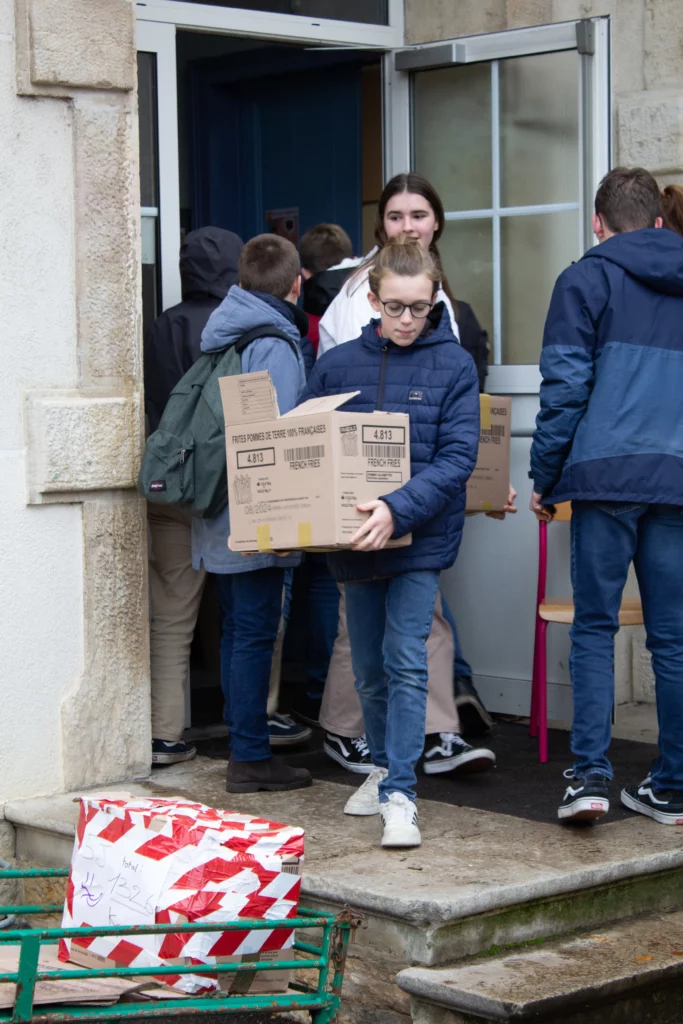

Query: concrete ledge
[[24, 390, 141, 501], [398, 911, 683, 1022]]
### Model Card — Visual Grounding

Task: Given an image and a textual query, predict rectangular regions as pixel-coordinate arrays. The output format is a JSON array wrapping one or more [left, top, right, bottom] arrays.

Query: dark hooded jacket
[[530, 228, 683, 504], [144, 227, 243, 431]]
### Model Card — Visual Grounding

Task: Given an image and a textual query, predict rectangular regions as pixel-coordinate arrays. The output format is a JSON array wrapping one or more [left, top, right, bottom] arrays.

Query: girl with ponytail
[[318, 173, 459, 356]]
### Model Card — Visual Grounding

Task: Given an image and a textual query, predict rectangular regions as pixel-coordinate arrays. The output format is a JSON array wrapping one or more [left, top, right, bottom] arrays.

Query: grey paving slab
[[5, 756, 683, 925], [397, 910, 683, 1020]]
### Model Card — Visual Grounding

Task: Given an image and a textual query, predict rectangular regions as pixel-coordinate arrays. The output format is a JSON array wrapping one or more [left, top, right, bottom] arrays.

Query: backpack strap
[[234, 325, 300, 357]]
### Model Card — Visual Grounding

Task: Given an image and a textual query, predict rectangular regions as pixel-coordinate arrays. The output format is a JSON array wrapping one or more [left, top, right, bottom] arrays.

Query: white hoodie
[[317, 249, 458, 356]]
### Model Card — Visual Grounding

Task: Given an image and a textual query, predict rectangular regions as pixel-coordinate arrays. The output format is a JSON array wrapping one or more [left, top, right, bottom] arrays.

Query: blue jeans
[[440, 592, 474, 680], [283, 555, 340, 701], [217, 567, 284, 762], [344, 570, 440, 803], [570, 502, 683, 788]]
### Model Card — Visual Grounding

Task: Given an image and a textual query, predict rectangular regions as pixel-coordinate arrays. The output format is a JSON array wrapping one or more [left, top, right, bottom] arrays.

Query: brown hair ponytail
[[661, 184, 683, 236], [367, 236, 440, 296]]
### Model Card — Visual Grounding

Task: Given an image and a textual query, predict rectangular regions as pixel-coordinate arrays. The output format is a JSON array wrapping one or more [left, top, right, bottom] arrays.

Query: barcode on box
[[363, 444, 406, 459], [283, 445, 325, 461], [481, 425, 505, 437]]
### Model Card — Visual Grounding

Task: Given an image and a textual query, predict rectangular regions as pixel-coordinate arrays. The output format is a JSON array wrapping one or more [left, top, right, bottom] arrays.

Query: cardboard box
[[466, 396, 512, 512], [60, 796, 304, 996], [221, 371, 412, 552]]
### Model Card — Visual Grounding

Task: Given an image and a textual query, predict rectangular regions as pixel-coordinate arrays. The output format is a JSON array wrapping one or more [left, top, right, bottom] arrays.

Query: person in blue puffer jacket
[[530, 166, 683, 827], [302, 238, 480, 848]]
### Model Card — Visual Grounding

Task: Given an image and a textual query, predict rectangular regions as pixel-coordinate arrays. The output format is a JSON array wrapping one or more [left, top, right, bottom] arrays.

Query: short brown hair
[[661, 184, 683, 236], [595, 167, 661, 234], [299, 223, 353, 274], [239, 233, 300, 299]]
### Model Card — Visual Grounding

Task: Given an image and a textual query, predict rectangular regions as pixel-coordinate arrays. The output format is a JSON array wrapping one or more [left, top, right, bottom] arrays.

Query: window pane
[[137, 52, 161, 333], [413, 64, 492, 212], [501, 211, 579, 364], [439, 220, 493, 346], [500, 50, 579, 208], [165, 0, 388, 23], [137, 52, 158, 209]]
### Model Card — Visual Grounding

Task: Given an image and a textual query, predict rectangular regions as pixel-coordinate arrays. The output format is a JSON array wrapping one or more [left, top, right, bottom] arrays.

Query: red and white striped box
[[59, 796, 304, 995]]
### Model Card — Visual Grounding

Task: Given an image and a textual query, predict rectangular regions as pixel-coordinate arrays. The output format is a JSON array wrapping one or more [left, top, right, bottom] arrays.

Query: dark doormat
[[194, 720, 659, 826]]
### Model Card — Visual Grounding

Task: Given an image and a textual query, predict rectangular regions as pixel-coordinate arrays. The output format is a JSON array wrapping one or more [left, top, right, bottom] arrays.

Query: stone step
[[6, 759, 683, 1024], [398, 911, 683, 1023]]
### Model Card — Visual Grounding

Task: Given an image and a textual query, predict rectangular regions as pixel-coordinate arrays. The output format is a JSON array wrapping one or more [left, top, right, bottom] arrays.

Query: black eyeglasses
[[379, 299, 434, 319]]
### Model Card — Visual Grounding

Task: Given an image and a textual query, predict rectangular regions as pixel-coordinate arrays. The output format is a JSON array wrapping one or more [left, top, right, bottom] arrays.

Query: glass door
[[386, 17, 610, 393]]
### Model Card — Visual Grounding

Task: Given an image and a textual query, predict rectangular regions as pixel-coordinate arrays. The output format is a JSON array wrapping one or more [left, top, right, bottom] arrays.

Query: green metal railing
[[0, 868, 357, 1024]]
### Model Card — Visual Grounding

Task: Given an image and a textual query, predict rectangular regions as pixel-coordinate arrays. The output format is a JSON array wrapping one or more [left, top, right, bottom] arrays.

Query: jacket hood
[[201, 285, 301, 353], [582, 227, 683, 295], [360, 300, 456, 350], [180, 226, 243, 300], [303, 265, 354, 317]]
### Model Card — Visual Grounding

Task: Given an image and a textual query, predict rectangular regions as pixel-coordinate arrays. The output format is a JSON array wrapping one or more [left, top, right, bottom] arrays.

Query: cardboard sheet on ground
[[0, 945, 139, 1008]]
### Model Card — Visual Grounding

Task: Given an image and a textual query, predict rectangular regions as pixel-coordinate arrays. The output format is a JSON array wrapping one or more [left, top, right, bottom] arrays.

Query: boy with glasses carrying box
[[301, 238, 480, 848]]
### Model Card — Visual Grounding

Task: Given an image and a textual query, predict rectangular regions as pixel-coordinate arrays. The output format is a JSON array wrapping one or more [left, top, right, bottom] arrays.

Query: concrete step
[[5, 758, 683, 1024], [398, 911, 683, 1023]]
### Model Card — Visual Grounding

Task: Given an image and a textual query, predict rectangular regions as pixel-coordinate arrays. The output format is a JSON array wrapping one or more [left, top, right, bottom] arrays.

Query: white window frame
[[135, 0, 404, 48], [137, 20, 183, 308], [135, 0, 404, 310], [386, 18, 611, 394]]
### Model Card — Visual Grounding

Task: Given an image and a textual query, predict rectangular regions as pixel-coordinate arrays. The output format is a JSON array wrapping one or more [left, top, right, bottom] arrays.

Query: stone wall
[[0, 0, 148, 801]]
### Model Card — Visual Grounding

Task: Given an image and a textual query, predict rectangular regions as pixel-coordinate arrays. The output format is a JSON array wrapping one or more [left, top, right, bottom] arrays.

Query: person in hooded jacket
[[192, 233, 313, 794], [530, 166, 683, 826], [145, 227, 243, 766], [144, 227, 244, 432]]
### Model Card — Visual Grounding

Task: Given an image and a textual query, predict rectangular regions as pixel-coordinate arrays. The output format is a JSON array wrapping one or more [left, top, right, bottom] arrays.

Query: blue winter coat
[[530, 228, 683, 505], [191, 286, 306, 574], [302, 304, 480, 582]]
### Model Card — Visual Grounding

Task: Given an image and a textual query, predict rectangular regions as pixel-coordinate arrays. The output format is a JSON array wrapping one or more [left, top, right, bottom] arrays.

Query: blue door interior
[[186, 46, 373, 253]]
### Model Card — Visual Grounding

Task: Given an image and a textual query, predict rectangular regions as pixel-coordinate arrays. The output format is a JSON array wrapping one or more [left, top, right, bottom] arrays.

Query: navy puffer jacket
[[302, 303, 480, 582]]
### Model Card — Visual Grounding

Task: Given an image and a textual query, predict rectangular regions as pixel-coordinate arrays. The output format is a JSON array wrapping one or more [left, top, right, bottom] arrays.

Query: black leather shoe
[[226, 756, 312, 793]]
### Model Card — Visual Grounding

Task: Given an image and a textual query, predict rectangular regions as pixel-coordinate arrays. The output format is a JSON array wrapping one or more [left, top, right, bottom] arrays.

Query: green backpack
[[137, 326, 297, 518]]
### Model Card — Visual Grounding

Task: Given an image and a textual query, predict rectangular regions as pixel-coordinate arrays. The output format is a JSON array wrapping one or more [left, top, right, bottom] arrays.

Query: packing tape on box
[[297, 522, 312, 548], [256, 524, 273, 553], [480, 501, 494, 511], [480, 393, 491, 432]]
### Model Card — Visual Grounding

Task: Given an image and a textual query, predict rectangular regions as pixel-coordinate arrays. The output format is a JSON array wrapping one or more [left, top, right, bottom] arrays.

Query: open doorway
[[169, 30, 383, 730], [176, 31, 382, 251]]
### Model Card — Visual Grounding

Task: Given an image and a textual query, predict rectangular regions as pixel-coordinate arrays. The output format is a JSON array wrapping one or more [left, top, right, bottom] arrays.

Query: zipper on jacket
[[376, 343, 389, 411]]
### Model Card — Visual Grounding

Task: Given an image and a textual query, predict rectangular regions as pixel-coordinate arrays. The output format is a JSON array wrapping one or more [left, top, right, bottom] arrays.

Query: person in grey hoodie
[[191, 234, 312, 793]]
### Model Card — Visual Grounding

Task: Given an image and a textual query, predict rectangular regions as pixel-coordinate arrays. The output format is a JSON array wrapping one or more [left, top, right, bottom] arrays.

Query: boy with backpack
[[190, 233, 312, 793], [530, 167, 683, 824]]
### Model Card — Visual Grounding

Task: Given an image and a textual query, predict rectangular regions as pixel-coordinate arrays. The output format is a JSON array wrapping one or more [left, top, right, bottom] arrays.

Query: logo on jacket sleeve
[[409, 390, 423, 401]]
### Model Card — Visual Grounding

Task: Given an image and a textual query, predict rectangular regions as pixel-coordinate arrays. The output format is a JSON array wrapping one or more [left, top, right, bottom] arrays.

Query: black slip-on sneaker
[[621, 781, 683, 825], [558, 770, 610, 822]]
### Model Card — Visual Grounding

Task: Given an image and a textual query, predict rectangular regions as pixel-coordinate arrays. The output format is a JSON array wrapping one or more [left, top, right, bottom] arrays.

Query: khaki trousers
[[319, 588, 460, 737], [149, 504, 284, 740], [148, 505, 206, 741]]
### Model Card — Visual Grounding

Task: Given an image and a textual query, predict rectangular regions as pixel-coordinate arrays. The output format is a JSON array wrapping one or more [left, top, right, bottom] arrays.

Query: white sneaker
[[380, 792, 421, 848], [343, 766, 388, 816]]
